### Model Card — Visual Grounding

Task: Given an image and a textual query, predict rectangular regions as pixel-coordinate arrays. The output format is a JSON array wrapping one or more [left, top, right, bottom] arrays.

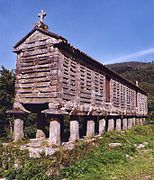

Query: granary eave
[[54, 42, 147, 95], [14, 26, 67, 49]]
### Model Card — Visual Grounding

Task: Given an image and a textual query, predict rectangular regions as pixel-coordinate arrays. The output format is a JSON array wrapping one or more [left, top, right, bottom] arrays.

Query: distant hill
[[107, 61, 154, 111]]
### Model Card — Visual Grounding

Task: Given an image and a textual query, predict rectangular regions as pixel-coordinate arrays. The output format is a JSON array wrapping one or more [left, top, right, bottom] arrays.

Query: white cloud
[[104, 48, 154, 64]]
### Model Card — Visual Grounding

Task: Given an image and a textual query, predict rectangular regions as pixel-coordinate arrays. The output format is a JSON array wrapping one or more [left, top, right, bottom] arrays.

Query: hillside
[[107, 61, 154, 111]]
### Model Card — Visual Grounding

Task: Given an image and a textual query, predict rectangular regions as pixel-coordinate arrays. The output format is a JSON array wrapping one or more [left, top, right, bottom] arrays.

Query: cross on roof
[[38, 10, 46, 23]]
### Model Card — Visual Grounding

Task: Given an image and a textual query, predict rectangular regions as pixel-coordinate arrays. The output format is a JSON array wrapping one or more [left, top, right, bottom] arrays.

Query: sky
[[1, 0, 154, 69]]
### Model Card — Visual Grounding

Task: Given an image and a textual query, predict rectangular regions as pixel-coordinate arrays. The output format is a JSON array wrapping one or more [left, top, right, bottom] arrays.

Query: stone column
[[122, 118, 128, 130], [107, 119, 114, 132], [136, 118, 140, 125], [128, 118, 133, 129], [69, 117, 79, 142], [13, 118, 24, 141], [139, 118, 143, 125], [49, 117, 61, 146], [142, 117, 146, 124], [99, 118, 106, 135], [36, 113, 46, 139], [132, 117, 136, 126], [86, 119, 95, 137], [116, 118, 121, 131]]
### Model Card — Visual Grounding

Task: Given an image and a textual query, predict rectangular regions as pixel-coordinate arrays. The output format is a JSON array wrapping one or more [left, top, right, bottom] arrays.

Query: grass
[[57, 125, 154, 180], [0, 124, 154, 179]]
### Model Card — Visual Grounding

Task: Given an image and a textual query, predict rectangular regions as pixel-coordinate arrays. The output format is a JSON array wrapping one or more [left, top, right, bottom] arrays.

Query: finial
[[38, 10, 46, 23], [136, 81, 139, 87], [35, 10, 48, 30]]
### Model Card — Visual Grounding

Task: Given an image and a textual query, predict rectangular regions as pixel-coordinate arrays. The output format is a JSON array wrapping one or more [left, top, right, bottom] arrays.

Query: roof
[[14, 26, 67, 48]]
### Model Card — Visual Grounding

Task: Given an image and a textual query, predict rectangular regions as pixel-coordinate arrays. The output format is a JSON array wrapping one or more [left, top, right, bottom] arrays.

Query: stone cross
[[38, 10, 46, 23]]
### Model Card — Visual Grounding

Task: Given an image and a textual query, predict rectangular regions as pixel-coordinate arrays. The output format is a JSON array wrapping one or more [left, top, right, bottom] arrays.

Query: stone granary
[[9, 11, 148, 145]]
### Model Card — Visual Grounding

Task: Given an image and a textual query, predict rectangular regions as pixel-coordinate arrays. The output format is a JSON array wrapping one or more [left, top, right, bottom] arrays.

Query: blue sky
[[1, 0, 154, 69]]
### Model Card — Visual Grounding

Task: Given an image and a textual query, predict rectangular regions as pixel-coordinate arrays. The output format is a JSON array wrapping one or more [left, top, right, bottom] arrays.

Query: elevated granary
[[9, 11, 148, 144]]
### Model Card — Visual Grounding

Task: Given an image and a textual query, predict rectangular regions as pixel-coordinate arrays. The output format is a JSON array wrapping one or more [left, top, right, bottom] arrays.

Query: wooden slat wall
[[14, 30, 147, 116], [110, 79, 136, 114], [62, 56, 105, 106], [15, 31, 60, 104]]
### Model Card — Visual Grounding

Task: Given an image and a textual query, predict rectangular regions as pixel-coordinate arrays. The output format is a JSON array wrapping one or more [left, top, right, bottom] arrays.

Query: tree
[[0, 66, 15, 137]]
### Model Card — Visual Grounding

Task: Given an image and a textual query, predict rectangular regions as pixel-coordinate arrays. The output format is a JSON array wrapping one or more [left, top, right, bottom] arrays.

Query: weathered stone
[[108, 143, 122, 148], [122, 118, 128, 130], [13, 119, 24, 141], [99, 118, 106, 135], [69, 120, 79, 142], [36, 129, 46, 139], [116, 118, 121, 131], [142, 118, 146, 124], [128, 118, 133, 129], [49, 119, 61, 146], [137, 144, 145, 149], [132, 117, 136, 126], [139, 118, 143, 125], [108, 119, 114, 132], [86, 120, 95, 137], [136, 118, 140, 125]]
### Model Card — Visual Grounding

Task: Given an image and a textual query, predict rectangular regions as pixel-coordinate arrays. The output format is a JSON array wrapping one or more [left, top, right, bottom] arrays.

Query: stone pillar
[[122, 118, 128, 130], [107, 119, 114, 132], [142, 117, 146, 124], [116, 118, 121, 131], [13, 118, 24, 141], [99, 118, 106, 135], [86, 119, 95, 137], [49, 117, 61, 146], [128, 118, 133, 129], [132, 117, 136, 126], [69, 118, 79, 142], [136, 118, 140, 125], [140, 118, 143, 125], [36, 113, 46, 139]]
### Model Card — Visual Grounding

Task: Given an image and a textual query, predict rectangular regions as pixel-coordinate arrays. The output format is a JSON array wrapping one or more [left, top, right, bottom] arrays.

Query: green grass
[[0, 125, 154, 179], [58, 125, 154, 180]]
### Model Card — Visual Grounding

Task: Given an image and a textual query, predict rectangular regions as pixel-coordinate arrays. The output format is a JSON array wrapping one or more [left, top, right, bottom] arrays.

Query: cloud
[[104, 48, 154, 64]]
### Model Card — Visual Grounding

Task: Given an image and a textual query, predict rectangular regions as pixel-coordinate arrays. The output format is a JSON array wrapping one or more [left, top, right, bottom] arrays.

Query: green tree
[[0, 66, 15, 137]]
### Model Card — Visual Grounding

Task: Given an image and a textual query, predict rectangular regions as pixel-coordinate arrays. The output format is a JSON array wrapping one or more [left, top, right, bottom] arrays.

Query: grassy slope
[[58, 125, 154, 180], [0, 125, 154, 179]]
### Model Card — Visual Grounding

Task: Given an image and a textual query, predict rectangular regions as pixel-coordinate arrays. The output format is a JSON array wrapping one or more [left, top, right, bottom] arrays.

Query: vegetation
[[0, 66, 15, 138], [0, 125, 153, 179]]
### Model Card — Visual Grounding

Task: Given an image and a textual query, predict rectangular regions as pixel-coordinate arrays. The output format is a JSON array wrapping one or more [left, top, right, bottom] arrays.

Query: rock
[[108, 143, 122, 148], [143, 142, 148, 145], [36, 130, 46, 139], [137, 144, 145, 149], [126, 154, 133, 160], [64, 143, 75, 150]]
